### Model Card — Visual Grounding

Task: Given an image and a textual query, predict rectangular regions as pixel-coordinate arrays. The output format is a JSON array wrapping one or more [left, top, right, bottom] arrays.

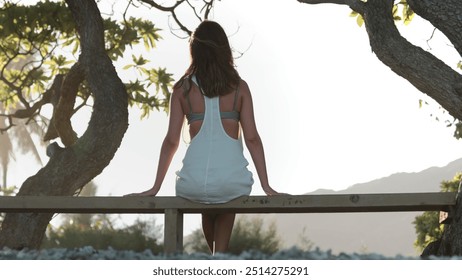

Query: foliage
[[0, 0, 173, 133], [413, 211, 443, 251], [297, 226, 315, 252], [42, 215, 163, 254], [349, 0, 414, 27], [0, 185, 16, 196], [42, 182, 163, 253], [413, 173, 461, 251], [0, 185, 16, 224], [1, 104, 46, 192], [0, 0, 174, 198], [185, 215, 281, 255], [229, 216, 281, 254], [418, 99, 462, 140]]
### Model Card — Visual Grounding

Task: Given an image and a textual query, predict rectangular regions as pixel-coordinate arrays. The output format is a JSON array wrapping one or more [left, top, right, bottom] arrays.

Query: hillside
[[261, 158, 462, 257]]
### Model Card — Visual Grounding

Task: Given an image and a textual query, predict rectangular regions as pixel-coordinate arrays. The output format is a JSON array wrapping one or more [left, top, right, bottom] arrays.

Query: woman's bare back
[[180, 81, 241, 140]]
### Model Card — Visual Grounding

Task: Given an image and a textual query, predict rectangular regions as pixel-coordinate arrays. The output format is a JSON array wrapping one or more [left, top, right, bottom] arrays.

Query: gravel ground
[[0, 246, 433, 260]]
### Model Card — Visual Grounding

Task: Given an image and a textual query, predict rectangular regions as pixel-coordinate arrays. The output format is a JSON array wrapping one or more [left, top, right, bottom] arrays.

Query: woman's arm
[[239, 80, 281, 196], [126, 88, 184, 196]]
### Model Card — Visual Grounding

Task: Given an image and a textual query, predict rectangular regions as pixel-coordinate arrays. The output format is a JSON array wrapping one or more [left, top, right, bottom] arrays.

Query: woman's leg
[[213, 213, 236, 253], [201, 213, 216, 253], [201, 213, 236, 254]]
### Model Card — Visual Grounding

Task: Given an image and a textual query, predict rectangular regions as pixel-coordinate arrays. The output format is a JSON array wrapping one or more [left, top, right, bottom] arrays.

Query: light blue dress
[[175, 78, 253, 204]]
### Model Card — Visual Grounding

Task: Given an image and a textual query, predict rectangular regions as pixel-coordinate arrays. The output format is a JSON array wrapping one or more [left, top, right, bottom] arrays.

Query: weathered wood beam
[[0, 193, 456, 214], [164, 208, 184, 254]]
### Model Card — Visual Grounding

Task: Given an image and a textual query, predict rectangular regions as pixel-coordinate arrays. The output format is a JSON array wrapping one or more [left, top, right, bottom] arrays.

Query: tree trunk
[[362, 0, 462, 123], [406, 0, 462, 256], [434, 195, 462, 256], [0, 0, 129, 249], [299, 0, 462, 255]]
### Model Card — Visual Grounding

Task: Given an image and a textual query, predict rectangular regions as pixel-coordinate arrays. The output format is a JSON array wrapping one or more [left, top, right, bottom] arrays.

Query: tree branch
[[9, 74, 63, 137], [138, 0, 182, 12], [407, 0, 462, 57], [52, 61, 84, 147], [363, 0, 462, 120], [202, 0, 214, 19], [138, 0, 192, 35], [298, 0, 365, 14], [0, 115, 14, 134], [138, 0, 215, 36], [170, 9, 193, 36]]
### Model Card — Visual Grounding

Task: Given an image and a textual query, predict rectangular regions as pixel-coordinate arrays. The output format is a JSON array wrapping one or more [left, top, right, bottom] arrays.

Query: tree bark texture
[[364, 0, 462, 257], [53, 62, 84, 147], [404, 0, 462, 257], [435, 195, 462, 256], [0, 0, 129, 249], [408, 0, 462, 57], [362, 0, 462, 123], [299, 0, 462, 255]]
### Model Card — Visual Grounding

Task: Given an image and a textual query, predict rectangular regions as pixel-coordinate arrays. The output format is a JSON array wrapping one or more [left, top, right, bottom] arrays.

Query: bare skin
[[127, 79, 282, 253]]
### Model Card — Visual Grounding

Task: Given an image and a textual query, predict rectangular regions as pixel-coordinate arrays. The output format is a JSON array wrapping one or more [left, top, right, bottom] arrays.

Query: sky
[[93, 0, 461, 195], [7, 0, 462, 234]]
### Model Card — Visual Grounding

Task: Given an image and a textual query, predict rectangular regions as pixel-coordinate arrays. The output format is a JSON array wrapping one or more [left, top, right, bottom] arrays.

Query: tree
[[0, 110, 45, 191], [298, 0, 462, 256], [42, 215, 163, 254], [0, 0, 128, 250], [414, 174, 461, 254], [185, 216, 281, 255], [41, 181, 163, 252], [0, 0, 214, 250], [1, 54, 47, 193], [0, 0, 170, 249]]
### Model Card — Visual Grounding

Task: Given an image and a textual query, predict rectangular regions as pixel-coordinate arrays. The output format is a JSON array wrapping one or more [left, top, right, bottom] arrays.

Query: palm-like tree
[[0, 42, 48, 194], [0, 113, 13, 191], [0, 104, 46, 194]]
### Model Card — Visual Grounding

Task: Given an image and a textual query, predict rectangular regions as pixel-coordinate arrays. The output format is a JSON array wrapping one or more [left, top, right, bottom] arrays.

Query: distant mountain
[[260, 158, 462, 257]]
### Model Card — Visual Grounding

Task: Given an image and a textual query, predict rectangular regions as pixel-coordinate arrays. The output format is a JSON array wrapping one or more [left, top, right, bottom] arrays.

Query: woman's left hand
[[124, 186, 160, 197], [262, 186, 289, 196]]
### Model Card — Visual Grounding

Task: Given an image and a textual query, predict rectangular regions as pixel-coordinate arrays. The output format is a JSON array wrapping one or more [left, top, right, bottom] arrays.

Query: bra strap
[[183, 77, 193, 114], [232, 81, 240, 111]]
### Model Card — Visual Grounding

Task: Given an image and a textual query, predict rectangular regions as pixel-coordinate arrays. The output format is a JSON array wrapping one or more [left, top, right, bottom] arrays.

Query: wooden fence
[[0, 192, 457, 253]]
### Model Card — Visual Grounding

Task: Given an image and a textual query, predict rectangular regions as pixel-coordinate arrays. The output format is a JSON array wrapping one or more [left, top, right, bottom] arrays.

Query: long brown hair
[[175, 20, 240, 97]]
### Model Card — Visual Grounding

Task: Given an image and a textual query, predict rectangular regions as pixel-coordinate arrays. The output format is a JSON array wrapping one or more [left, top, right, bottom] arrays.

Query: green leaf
[[133, 55, 149, 66], [123, 64, 134, 70], [402, 3, 415, 25], [356, 14, 364, 27], [392, 5, 399, 17], [349, 11, 358, 17]]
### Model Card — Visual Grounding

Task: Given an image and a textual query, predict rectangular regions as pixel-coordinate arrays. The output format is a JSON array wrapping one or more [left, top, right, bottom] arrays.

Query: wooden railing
[[0, 192, 457, 253]]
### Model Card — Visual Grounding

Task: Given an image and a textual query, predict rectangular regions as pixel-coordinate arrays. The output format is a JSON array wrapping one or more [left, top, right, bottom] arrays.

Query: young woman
[[129, 20, 281, 254]]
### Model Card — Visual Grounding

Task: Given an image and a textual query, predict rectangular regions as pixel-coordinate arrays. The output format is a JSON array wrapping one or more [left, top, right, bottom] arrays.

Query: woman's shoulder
[[238, 78, 252, 97], [172, 75, 194, 98], [174, 75, 191, 90]]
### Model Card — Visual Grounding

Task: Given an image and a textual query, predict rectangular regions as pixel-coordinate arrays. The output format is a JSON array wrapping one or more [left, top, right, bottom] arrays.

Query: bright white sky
[[8, 0, 462, 233], [95, 0, 461, 195]]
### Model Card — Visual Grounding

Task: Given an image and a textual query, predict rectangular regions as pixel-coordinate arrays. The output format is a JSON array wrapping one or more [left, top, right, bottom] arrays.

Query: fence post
[[163, 208, 184, 254]]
